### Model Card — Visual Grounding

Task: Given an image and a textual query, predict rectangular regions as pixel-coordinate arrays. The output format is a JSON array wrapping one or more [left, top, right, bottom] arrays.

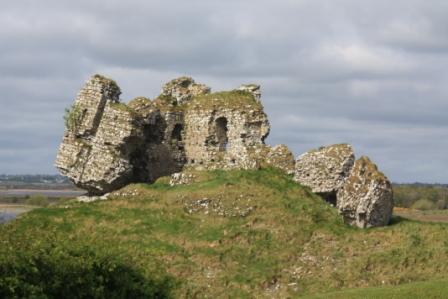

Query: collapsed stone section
[[161, 76, 211, 105], [56, 74, 394, 228], [55, 75, 145, 195], [294, 144, 393, 227], [337, 156, 394, 228], [56, 74, 275, 194], [71, 74, 121, 137], [294, 144, 355, 204]]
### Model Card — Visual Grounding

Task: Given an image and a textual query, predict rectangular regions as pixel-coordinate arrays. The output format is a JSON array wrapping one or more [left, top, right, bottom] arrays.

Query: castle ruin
[[56, 74, 393, 228]]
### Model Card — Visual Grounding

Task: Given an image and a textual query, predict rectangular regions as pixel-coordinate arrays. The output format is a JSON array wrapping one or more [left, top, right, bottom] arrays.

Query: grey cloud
[[0, 0, 447, 182]]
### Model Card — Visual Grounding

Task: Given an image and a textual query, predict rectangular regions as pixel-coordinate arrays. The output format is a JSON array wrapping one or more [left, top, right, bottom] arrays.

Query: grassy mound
[[1, 168, 448, 298]]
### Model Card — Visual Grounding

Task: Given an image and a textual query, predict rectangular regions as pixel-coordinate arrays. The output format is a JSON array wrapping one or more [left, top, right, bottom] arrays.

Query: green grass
[[301, 279, 448, 299], [186, 90, 262, 111], [153, 89, 263, 113], [1, 168, 448, 298]]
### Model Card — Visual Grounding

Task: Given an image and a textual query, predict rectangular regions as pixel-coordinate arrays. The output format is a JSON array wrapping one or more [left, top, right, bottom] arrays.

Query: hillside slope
[[1, 168, 448, 298]]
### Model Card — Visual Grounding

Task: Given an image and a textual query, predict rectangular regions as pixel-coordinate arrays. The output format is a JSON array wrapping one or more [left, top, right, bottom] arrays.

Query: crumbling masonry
[[56, 74, 393, 228]]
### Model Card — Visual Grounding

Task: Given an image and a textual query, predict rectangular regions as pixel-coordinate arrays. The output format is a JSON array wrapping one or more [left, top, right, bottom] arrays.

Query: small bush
[[436, 199, 447, 210], [64, 104, 83, 131], [412, 199, 436, 211], [26, 194, 49, 207], [393, 184, 448, 208], [0, 245, 172, 299]]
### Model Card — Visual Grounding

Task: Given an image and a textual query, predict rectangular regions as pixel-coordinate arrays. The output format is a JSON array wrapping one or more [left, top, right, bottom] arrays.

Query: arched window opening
[[215, 117, 228, 152], [171, 124, 183, 142]]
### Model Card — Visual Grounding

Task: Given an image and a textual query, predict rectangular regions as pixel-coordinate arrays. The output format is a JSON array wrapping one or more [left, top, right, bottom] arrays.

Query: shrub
[[26, 194, 49, 207], [64, 104, 83, 131], [0, 245, 172, 299], [436, 199, 447, 210], [393, 184, 448, 208], [412, 199, 436, 211]]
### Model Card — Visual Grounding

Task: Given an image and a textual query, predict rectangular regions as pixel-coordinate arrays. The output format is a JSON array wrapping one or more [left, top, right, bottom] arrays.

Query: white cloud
[[315, 43, 416, 76]]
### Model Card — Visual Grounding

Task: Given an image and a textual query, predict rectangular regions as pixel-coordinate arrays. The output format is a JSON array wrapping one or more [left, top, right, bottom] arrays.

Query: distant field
[[394, 207, 448, 223]]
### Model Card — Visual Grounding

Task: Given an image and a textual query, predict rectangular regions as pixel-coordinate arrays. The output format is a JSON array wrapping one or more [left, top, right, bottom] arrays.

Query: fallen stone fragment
[[337, 156, 394, 228], [294, 144, 355, 202]]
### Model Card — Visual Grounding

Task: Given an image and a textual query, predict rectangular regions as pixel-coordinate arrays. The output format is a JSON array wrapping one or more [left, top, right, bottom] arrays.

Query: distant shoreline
[[0, 204, 36, 209], [0, 189, 83, 193], [0, 204, 35, 224], [0, 189, 85, 199]]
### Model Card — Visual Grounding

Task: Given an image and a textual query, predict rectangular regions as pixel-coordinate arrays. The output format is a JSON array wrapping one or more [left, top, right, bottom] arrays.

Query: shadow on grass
[[389, 215, 412, 226], [0, 245, 175, 299]]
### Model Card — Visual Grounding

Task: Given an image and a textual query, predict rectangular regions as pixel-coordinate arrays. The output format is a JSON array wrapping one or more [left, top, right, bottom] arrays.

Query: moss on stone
[[109, 102, 135, 114], [356, 156, 388, 182], [163, 76, 194, 89], [342, 156, 389, 196], [128, 97, 152, 108], [92, 74, 120, 92], [186, 90, 262, 111], [153, 94, 178, 112]]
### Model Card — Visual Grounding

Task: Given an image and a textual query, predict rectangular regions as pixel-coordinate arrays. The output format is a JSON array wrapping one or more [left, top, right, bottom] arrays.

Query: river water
[[0, 189, 85, 197], [0, 206, 33, 224], [0, 189, 85, 224]]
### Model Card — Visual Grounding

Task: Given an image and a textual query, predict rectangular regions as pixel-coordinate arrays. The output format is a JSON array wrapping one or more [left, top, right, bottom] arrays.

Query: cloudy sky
[[1, 0, 447, 182]]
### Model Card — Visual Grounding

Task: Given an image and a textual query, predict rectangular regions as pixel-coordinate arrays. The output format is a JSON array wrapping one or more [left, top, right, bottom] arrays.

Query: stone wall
[[55, 76, 138, 194], [73, 74, 121, 137], [56, 75, 274, 194], [183, 95, 270, 170], [56, 74, 394, 228]]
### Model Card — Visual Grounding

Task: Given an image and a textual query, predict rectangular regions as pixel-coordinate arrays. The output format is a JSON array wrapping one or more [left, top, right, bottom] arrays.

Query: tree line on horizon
[[393, 183, 448, 210]]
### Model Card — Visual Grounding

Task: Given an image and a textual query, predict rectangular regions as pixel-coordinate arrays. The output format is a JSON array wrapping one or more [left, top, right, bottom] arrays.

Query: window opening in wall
[[215, 117, 228, 152], [171, 124, 183, 142]]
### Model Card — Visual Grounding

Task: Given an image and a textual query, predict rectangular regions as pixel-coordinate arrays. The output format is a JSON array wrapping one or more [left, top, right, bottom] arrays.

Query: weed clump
[[63, 104, 83, 131]]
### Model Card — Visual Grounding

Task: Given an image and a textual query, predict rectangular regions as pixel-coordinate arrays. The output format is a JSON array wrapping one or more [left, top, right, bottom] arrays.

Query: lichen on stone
[[294, 144, 355, 194], [92, 73, 121, 93], [55, 74, 270, 195], [161, 76, 210, 105], [186, 90, 262, 112], [294, 145, 393, 228], [55, 74, 394, 228], [337, 156, 393, 228]]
